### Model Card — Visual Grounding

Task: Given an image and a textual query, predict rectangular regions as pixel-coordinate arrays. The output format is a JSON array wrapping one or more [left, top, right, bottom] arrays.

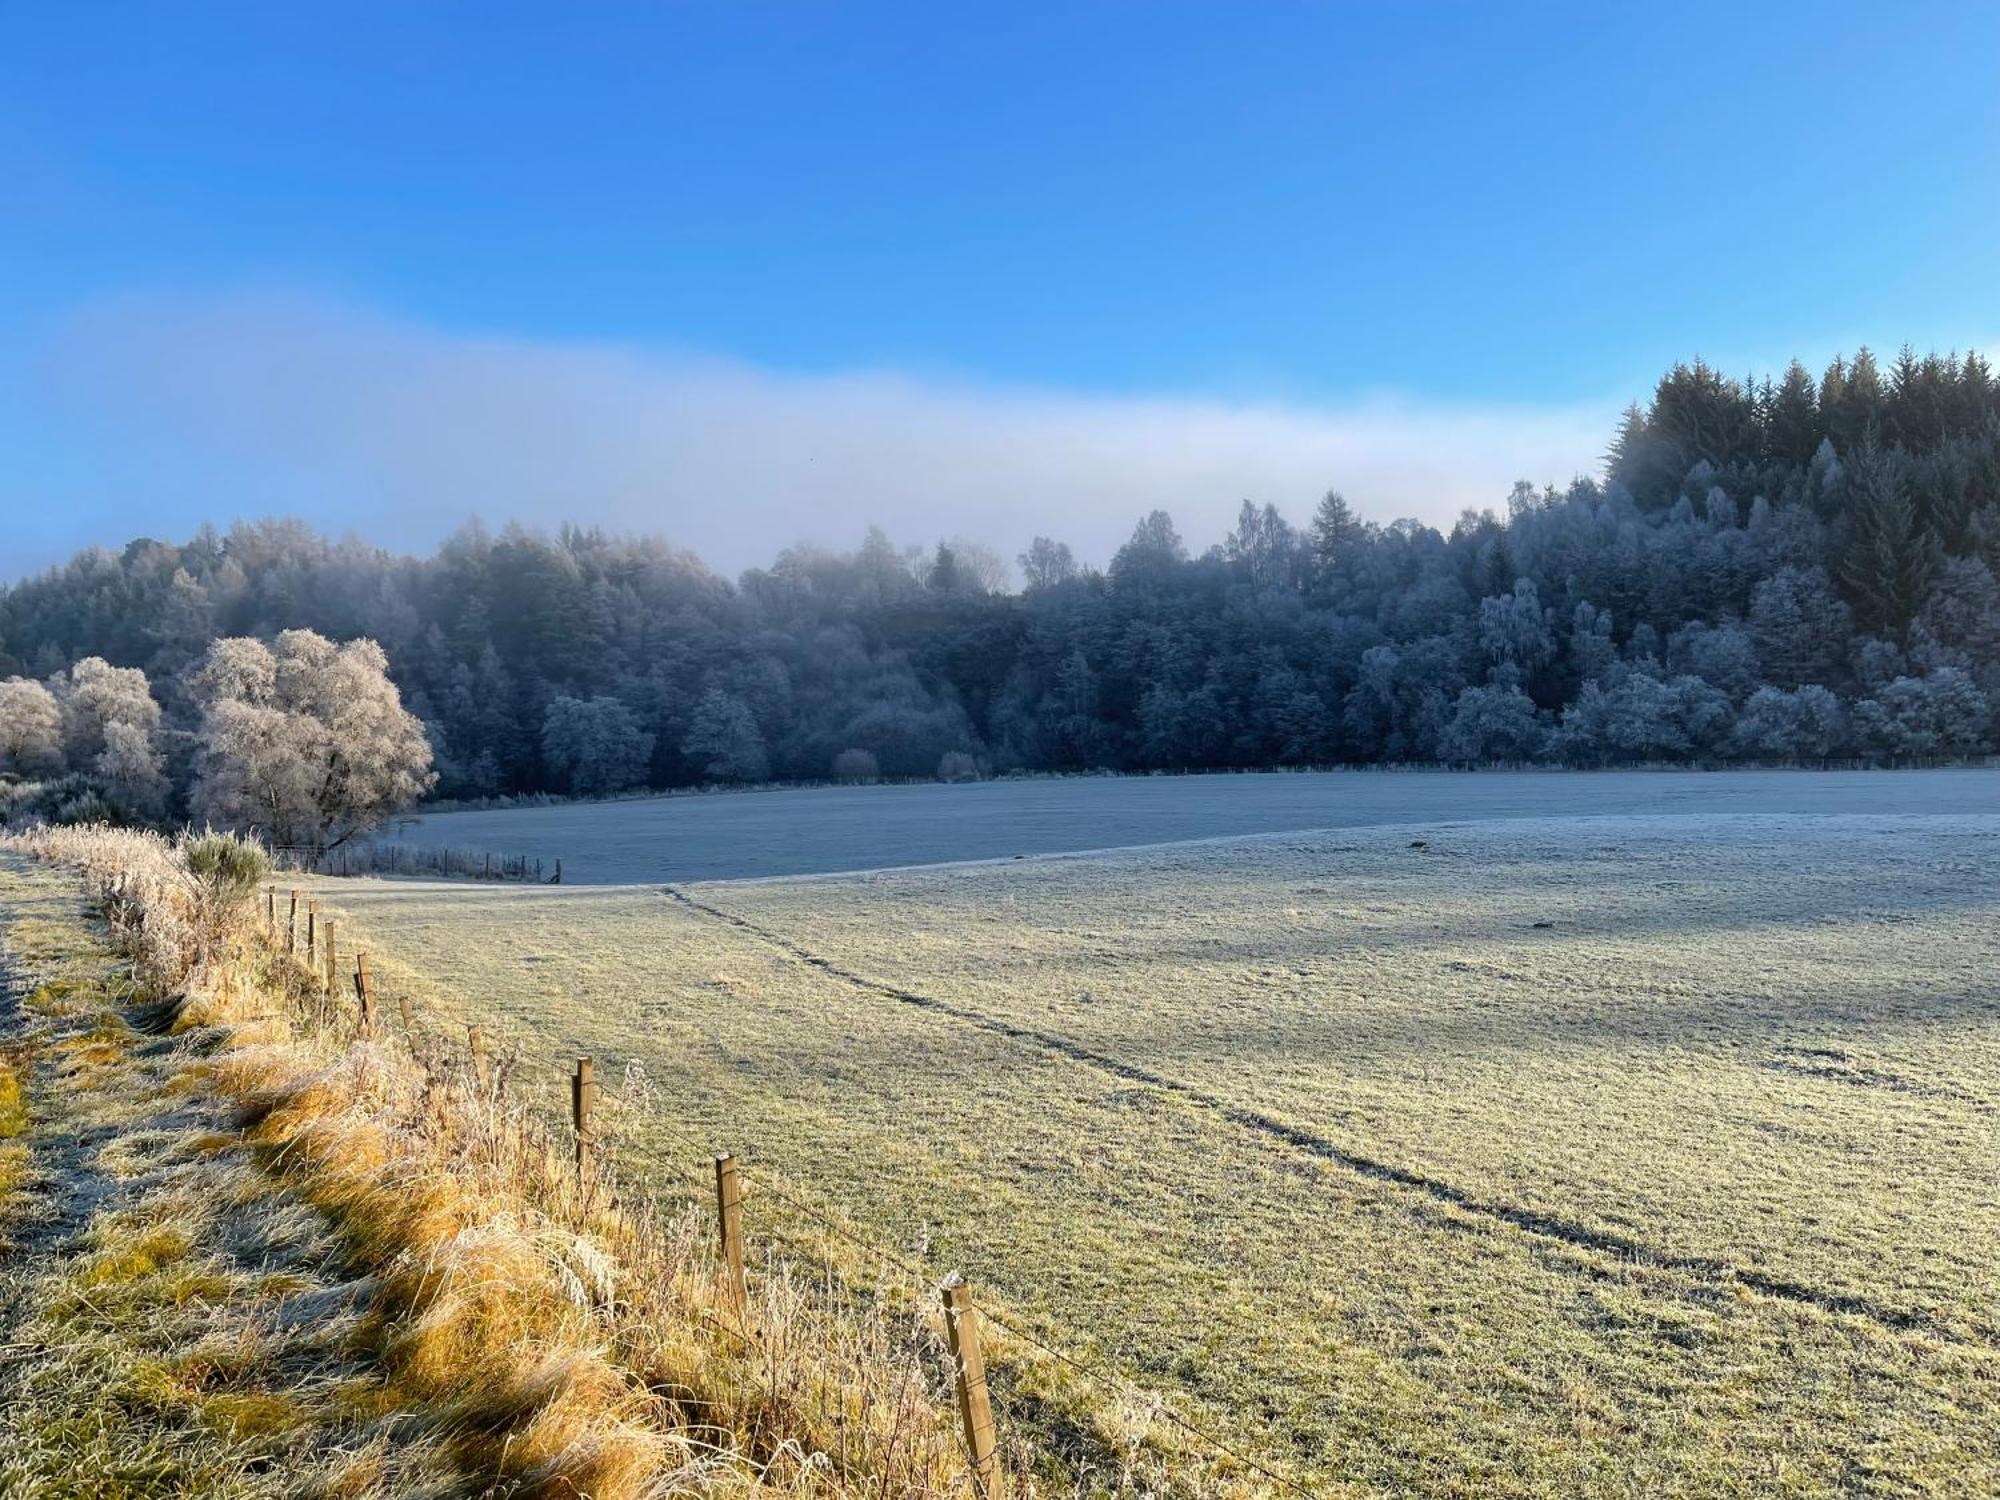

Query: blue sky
[[5, 2, 1999, 576]]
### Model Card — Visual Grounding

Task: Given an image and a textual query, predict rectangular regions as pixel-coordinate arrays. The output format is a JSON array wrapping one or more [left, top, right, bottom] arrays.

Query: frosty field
[[309, 774, 2000, 1495], [390, 766, 2000, 883]]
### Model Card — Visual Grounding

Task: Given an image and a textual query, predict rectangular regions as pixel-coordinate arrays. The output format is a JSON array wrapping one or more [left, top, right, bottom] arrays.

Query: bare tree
[[946, 537, 1013, 594], [1018, 536, 1079, 591], [190, 630, 435, 854]]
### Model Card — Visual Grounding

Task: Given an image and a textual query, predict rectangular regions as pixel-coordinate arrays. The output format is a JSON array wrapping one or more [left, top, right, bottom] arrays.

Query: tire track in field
[[662, 884, 1975, 1346]]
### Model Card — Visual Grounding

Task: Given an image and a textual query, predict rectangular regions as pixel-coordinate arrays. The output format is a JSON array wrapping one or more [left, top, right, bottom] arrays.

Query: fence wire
[[264, 887, 1320, 1499]]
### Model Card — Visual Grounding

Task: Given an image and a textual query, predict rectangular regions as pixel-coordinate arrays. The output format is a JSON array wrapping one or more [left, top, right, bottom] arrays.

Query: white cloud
[[23, 289, 1617, 575]]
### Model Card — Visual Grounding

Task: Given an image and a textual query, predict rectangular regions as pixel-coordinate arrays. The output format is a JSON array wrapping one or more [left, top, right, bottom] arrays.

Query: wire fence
[[258, 882, 1319, 1498], [270, 842, 561, 884]]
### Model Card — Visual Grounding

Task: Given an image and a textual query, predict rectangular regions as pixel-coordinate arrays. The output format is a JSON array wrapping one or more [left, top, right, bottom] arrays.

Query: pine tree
[[1767, 361, 1821, 467], [1838, 435, 1942, 641], [1306, 490, 1370, 596]]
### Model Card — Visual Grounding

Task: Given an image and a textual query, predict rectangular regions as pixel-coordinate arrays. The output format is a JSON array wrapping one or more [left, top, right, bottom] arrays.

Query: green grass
[[310, 813, 2000, 1494]]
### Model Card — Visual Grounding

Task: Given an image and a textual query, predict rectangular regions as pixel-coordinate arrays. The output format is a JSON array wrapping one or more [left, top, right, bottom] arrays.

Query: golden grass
[[3, 828, 1017, 1499], [302, 812, 2000, 1496], [0, 1055, 26, 1139]]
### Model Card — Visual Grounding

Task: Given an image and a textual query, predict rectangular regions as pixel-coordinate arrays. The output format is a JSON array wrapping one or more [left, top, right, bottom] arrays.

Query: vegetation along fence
[[260, 883, 1315, 1497], [270, 842, 562, 884]]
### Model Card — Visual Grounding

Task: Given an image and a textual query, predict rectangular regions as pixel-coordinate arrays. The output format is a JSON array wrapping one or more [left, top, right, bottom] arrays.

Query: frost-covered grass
[[307, 797, 2000, 1495], [392, 765, 2000, 884], [2, 833, 1012, 1499]]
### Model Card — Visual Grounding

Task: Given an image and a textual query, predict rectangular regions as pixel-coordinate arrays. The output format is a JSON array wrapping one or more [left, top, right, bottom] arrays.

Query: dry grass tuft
[[3, 825, 1020, 1498], [0, 1053, 27, 1139]]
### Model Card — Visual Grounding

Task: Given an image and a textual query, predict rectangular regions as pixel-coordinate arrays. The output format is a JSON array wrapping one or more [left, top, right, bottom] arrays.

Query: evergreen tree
[[1838, 435, 1942, 640]]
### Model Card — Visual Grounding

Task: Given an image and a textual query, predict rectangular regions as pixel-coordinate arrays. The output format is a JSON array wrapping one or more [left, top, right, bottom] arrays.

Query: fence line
[[260, 885, 1317, 1498], [269, 842, 561, 884]]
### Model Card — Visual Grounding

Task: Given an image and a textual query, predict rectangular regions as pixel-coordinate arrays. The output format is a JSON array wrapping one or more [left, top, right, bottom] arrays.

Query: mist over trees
[[3, 346, 1999, 810]]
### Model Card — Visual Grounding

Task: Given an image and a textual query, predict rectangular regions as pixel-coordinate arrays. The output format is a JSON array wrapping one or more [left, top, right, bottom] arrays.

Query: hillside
[[3, 348, 1998, 817]]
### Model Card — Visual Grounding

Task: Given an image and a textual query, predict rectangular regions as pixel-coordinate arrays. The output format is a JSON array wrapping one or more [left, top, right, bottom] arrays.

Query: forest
[[3, 345, 1998, 811]]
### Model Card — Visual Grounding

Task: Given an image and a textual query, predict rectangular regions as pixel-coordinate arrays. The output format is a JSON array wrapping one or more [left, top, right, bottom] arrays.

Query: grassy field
[[391, 766, 2000, 883], [306, 798, 2000, 1495]]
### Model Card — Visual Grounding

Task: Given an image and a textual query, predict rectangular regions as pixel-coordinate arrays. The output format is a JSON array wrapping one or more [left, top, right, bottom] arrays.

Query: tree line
[[3, 344, 1997, 818]]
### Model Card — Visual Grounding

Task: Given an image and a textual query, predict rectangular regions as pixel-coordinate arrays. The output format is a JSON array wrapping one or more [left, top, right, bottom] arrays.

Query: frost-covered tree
[[942, 537, 1013, 595], [1552, 673, 1733, 764], [838, 697, 975, 777], [1018, 537, 1080, 592], [1040, 649, 1111, 767], [682, 689, 769, 783], [7, 342, 2000, 788], [1567, 603, 1619, 689], [1109, 510, 1186, 586], [830, 747, 879, 782], [1477, 580, 1556, 680], [51, 657, 160, 768], [0, 677, 65, 777], [936, 750, 979, 782], [1852, 669, 1990, 757], [1224, 501, 1300, 589], [1307, 489, 1373, 596], [1440, 682, 1547, 763], [189, 630, 434, 853], [1748, 566, 1852, 691], [1666, 621, 1760, 702], [1732, 685, 1846, 760], [42, 657, 168, 818], [541, 695, 654, 796], [1838, 436, 1942, 639], [95, 718, 170, 819]]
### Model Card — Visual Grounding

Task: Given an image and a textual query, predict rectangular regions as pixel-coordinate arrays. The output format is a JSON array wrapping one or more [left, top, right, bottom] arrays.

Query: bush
[[54, 791, 119, 826], [1853, 668, 1991, 757], [935, 751, 980, 782], [830, 748, 880, 783], [182, 830, 270, 910], [179, 830, 270, 974]]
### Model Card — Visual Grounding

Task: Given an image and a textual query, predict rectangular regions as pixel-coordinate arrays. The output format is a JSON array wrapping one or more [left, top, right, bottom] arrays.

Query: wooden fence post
[[468, 1025, 491, 1090], [713, 1153, 748, 1314], [571, 1057, 595, 1176], [306, 900, 318, 968], [353, 953, 375, 1035], [266, 887, 276, 932], [942, 1278, 1002, 1500], [287, 889, 300, 954], [321, 920, 336, 995], [483, 851, 493, 879]]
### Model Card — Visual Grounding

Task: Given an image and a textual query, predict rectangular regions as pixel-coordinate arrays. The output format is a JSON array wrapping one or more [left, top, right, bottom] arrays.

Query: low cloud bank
[[20, 290, 1614, 576]]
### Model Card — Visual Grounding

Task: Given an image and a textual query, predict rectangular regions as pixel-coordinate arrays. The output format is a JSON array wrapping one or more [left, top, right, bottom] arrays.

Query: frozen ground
[[306, 792, 2000, 1494], [394, 766, 2000, 882]]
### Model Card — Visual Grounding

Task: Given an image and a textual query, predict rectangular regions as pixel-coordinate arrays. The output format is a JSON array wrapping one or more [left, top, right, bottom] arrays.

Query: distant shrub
[[0, 776, 58, 827], [935, 750, 980, 782], [54, 791, 119, 826], [1853, 668, 1990, 757], [831, 748, 880, 783]]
